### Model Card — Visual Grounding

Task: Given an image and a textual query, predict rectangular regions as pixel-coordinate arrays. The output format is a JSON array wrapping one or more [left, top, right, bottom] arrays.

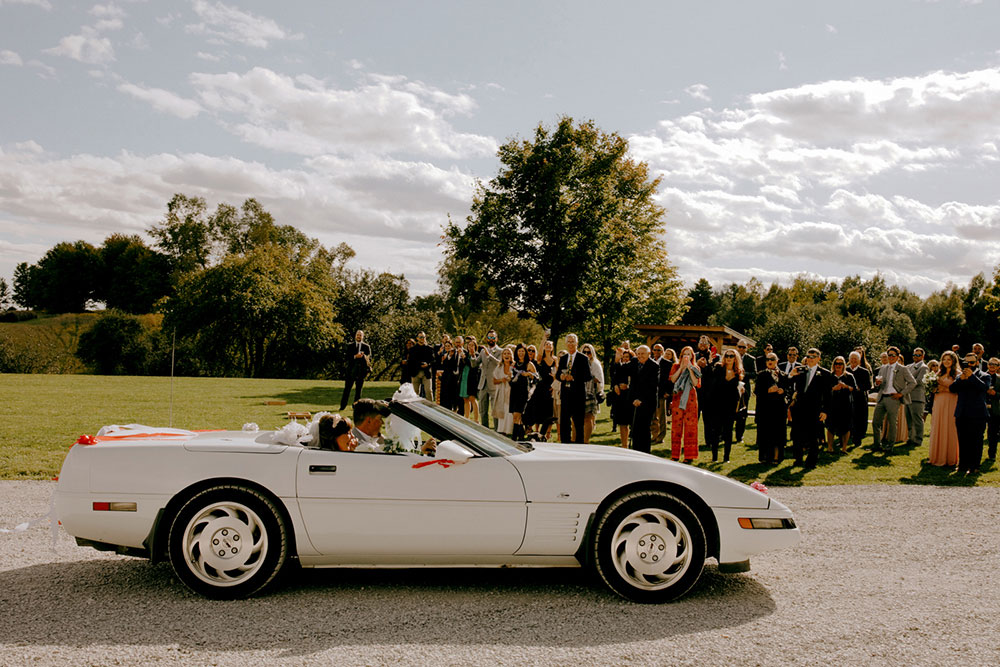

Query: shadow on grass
[[852, 449, 893, 469], [899, 459, 988, 486], [245, 384, 399, 408]]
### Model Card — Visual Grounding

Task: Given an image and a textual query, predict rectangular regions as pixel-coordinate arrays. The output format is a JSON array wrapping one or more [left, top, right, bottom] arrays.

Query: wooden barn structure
[[633, 325, 756, 354]]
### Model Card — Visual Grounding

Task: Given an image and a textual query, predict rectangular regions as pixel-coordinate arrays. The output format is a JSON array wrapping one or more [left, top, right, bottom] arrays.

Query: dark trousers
[[632, 405, 654, 453], [987, 414, 999, 459], [735, 407, 749, 442], [560, 398, 585, 444], [712, 410, 736, 460], [791, 411, 823, 466], [340, 375, 366, 409], [957, 418, 987, 471], [850, 391, 868, 446]]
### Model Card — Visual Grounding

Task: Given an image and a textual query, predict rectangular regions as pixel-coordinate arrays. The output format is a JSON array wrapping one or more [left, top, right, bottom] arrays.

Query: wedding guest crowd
[[378, 329, 998, 476]]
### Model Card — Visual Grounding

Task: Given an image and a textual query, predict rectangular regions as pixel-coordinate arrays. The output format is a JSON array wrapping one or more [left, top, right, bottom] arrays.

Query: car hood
[[509, 442, 773, 510]]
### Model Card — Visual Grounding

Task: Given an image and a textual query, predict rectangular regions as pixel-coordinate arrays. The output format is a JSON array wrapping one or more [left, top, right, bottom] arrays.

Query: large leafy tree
[[163, 243, 342, 378], [443, 116, 682, 347], [16, 241, 101, 312], [680, 278, 716, 326], [96, 234, 172, 313]]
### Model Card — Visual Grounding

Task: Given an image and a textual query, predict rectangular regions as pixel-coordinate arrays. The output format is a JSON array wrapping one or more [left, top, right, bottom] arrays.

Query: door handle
[[308, 465, 337, 475]]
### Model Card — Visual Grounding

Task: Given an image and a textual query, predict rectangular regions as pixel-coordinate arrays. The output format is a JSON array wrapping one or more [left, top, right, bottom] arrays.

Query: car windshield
[[392, 399, 524, 458]]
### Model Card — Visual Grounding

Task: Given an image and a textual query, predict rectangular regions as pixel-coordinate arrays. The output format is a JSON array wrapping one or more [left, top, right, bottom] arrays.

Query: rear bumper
[[55, 490, 167, 551]]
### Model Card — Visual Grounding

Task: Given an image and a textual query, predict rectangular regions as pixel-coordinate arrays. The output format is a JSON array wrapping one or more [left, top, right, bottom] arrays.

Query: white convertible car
[[55, 391, 800, 603]]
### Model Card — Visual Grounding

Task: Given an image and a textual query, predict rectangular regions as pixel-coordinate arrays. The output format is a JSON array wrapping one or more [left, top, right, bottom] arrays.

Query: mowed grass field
[[1, 374, 996, 486]]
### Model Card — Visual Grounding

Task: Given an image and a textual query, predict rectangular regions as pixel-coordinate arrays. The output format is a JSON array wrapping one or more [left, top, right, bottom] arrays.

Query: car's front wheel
[[592, 490, 706, 602], [167, 485, 288, 599]]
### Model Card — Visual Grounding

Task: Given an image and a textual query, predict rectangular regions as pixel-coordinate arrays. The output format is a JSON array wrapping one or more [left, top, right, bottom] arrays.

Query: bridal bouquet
[[922, 371, 939, 390]]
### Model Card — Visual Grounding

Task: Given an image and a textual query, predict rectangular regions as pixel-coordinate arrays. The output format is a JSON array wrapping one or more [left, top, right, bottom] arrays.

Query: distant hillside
[[0, 312, 100, 373]]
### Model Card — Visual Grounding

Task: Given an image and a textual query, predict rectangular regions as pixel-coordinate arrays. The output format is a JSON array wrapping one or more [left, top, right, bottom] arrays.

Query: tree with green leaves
[[96, 234, 172, 313], [0, 277, 11, 310], [14, 241, 101, 313], [162, 243, 342, 378], [442, 116, 683, 351], [680, 278, 716, 326]]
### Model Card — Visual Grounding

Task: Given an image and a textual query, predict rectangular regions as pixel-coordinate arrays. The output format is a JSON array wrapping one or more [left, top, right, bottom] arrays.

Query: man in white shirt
[[871, 346, 917, 454], [351, 398, 390, 452]]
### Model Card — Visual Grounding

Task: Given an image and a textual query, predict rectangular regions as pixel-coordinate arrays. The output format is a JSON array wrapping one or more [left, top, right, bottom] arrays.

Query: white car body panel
[[296, 448, 527, 556], [55, 400, 800, 581]]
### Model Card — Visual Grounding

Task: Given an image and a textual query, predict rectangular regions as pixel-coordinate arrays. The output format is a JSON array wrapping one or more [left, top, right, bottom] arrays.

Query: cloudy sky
[[2, 0, 999, 297]]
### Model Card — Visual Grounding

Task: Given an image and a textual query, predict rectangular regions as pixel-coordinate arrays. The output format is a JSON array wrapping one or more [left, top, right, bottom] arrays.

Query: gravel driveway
[[2, 481, 999, 666]]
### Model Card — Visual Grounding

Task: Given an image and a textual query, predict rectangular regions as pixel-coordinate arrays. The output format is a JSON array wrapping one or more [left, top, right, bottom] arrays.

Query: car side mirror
[[434, 440, 475, 464]]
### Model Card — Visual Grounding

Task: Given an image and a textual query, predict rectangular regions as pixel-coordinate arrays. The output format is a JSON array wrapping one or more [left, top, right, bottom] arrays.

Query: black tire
[[167, 485, 289, 599], [592, 490, 706, 603]]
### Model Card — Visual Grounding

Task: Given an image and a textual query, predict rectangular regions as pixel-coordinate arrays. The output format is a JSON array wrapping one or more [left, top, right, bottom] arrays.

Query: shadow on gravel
[[0, 559, 775, 653]]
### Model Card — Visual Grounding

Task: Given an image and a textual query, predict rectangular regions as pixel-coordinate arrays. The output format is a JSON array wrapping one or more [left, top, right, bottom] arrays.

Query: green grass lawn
[[1, 374, 995, 486]]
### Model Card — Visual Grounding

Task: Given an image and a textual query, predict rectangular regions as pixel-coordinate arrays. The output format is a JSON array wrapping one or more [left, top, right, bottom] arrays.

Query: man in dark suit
[[340, 330, 372, 410], [557, 333, 592, 443], [780, 347, 801, 375], [788, 347, 832, 468], [951, 352, 990, 474], [735, 340, 756, 444], [630, 345, 660, 454], [846, 350, 872, 448], [649, 344, 668, 444], [407, 332, 436, 400], [986, 357, 1000, 460], [972, 343, 989, 372]]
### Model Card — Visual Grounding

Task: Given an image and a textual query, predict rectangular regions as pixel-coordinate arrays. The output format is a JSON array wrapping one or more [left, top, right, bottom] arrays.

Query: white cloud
[[777, 52, 788, 71], [0, 0, 52, 9], [26, 59, 56, 78], [118, 82, 203, 119], [685, 84, 711, 102], [190, 67, 496, 158], [0, 142, 474, 294], [196, 51, 222, 61], [186, 0, 302, 49], [631, 67, 1000, 293], [44, 27, 115, 64], [0, 50, 23, 66], [89, 3, 124, 18], [825, 24, 837, 34]]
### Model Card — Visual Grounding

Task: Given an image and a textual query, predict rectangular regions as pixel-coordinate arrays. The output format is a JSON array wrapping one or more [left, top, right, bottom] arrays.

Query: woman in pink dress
[[928, 350, 960, 466]]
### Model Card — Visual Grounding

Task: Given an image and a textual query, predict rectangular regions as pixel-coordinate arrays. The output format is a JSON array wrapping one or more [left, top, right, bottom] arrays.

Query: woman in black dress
[[754, 352, 789, 464], [438, 339, 461, 412], [524, 338, 556, 438], [508, 344, 537, 441], [825, 355, 856, 453], [708, 350, 744, 462], [611, 349, 635, 448]]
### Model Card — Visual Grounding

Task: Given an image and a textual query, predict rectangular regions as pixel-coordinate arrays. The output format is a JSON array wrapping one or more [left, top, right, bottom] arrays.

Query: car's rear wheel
[[592, 490, 706, 602], [167, 485, 288, 599]]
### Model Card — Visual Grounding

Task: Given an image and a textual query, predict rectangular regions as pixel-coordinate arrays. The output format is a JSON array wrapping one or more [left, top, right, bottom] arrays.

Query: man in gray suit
[[905, 348, 928, 447], [871, 346, 918, 453], [473, 329, 502, 429]]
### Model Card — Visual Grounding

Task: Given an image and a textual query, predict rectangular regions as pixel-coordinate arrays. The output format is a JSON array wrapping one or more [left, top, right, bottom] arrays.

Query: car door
[[296, 447, 527, 557]]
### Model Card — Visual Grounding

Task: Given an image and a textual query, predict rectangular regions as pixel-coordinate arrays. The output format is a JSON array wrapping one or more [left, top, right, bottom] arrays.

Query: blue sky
[[2, 0, 999, 297]]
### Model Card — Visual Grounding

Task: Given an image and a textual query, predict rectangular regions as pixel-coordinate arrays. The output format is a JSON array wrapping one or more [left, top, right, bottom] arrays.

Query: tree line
[[4, 116, 1000, 378]]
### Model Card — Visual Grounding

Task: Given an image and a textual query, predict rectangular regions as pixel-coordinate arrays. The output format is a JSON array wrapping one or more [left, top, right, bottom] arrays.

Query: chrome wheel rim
[[182, 501, 268, 587], [610, 508, 693, 590]]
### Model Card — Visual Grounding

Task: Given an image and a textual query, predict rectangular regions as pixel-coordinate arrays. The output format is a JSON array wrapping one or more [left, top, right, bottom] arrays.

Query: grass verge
[[1, 374, 995, 486]]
